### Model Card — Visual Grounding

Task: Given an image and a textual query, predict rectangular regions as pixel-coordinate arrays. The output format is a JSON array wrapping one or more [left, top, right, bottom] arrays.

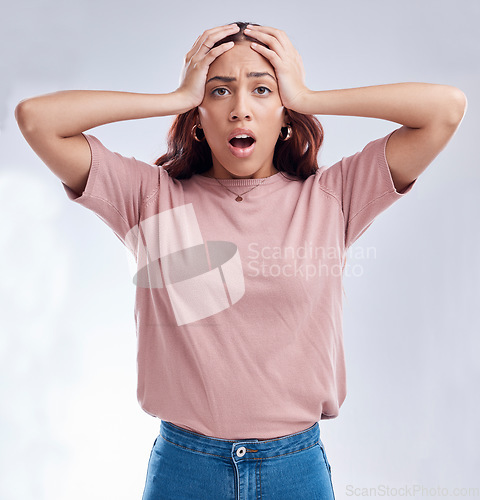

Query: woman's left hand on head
[[244, 25, 312, 113]]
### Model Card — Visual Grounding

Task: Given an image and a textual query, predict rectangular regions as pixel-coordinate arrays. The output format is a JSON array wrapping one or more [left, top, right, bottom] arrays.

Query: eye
[[254, 86, 271, 95], [211, 87, 230, 96]]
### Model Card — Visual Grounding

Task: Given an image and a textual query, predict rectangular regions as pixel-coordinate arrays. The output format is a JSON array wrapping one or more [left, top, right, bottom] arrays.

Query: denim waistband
[[160, 421, 321, 460]]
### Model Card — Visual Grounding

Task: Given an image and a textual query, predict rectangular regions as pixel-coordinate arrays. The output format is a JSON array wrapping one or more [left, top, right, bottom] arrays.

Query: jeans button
[[236, 446, 246, 457]]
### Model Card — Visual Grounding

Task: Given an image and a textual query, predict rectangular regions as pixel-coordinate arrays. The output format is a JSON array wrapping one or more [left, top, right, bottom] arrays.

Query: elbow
[[15, 99, 39, 134], [14, 99, 29, 123], [442, 86, 467, 127]]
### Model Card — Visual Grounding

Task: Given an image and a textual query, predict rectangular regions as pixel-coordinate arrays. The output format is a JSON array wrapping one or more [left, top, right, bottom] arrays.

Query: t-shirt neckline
[[191, 171, 290, 186]]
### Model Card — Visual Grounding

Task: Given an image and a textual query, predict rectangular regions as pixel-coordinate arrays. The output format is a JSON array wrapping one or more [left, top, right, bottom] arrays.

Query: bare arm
[[15, 90, 194, 138], [298, 83, 466, 127], [14, 90, 193, 195], [238, 26, 468, 192], [298, 83, 467, 192], [15, 23, 241, 196]]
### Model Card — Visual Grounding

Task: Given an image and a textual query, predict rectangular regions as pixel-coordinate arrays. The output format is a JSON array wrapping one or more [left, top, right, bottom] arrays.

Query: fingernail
[[244, 28, 251, 32]]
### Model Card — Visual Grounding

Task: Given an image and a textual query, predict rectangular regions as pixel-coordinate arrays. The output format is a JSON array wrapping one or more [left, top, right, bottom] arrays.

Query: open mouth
[[229, 136, 255, 149], [228, 134, 256, 158]]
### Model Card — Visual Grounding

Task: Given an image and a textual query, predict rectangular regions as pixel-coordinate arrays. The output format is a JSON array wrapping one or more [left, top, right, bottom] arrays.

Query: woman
[[15, 20, 466, 500]]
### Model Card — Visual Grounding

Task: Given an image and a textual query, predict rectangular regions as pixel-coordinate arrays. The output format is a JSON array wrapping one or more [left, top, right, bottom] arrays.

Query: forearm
[[15, 89, 193, 138], [301, 82, 466, 128]]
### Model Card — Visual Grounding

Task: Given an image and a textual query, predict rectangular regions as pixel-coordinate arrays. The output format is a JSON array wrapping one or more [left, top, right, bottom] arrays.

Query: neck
[[201, 165, 279, 180]]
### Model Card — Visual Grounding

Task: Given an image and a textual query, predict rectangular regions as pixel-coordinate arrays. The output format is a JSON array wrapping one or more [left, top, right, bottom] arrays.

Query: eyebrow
[[206, 72, 277, 84]]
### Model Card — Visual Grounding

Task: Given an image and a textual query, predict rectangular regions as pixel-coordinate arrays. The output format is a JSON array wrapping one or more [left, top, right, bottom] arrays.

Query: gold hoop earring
[[192, 124, 205, 142], [279, 124, 292, 141]]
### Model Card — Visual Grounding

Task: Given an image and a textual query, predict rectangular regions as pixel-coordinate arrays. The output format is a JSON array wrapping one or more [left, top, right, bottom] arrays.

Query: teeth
[[234, 134, 251, 139]]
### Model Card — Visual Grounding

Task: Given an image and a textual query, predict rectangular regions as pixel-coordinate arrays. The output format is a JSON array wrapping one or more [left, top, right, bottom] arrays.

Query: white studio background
[[1, 0, 479, 499]]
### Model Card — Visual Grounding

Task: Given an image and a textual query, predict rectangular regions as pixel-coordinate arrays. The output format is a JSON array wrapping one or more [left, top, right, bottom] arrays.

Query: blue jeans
[[142, 420, 335, 499]]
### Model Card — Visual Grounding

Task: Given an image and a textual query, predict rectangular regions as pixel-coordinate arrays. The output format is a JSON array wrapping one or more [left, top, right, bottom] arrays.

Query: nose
[[229, 92, 251, 121]]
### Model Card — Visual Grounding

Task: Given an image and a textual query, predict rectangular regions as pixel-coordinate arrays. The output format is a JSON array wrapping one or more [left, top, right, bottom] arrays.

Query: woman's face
[[197, 41, 288, 179]]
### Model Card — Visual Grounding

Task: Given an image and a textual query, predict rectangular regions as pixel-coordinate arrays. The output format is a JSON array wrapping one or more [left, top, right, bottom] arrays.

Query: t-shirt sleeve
[[61, 133, 160, 251], [319, 130, 417, 249]]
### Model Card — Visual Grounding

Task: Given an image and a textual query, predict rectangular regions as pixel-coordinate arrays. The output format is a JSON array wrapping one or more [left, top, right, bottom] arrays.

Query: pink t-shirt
[[62, 130, 416, 439]]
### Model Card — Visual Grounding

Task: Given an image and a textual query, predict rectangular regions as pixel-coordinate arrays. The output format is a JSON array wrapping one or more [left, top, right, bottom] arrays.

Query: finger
[[192, 42, 235, 68], [200, 24, 239, 52], [200, 23, 239, 43], [187, 24, 237, 58], [186, 24, 239, 60], [244, 28, 284, 53], [246, 24, 287, 37], [201, 41, 235, 65], [189, 27, 237, 61], [198, 23, 240, 41], [250, 42, 282, 67], [245, 25, 289, 46]]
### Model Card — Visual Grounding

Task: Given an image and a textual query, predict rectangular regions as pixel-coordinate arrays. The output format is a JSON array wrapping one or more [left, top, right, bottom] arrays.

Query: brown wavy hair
[[154, 21, 324, 181]]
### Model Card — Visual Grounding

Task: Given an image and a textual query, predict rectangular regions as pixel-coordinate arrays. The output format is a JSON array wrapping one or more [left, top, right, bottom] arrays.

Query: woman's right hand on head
[[175, 23, 240, 110]]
